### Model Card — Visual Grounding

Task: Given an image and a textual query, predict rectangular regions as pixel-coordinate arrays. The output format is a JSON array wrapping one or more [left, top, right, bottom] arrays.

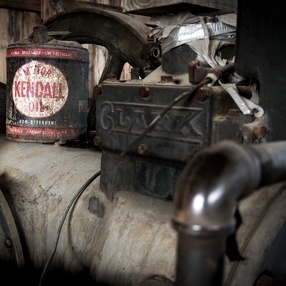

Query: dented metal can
[[6, 25, 89, 143]]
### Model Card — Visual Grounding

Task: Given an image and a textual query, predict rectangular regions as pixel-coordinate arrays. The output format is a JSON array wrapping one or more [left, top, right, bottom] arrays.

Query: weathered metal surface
[[162, 45, 197, 75], [96, 82, 248, 160], [44, 8, 151, 82], [0, 188, 25, 269], [235, 0, 286, 142], [6, 26, 89, 143], [224, 182, 286, 285], [122, 0, 237, 15], [0, 135, 285, 285], [99, 149, 183, 200], [189, 60, 224, 84], [96, 82, 212, 161], [173, 140, 286, 285], [0, 134, 176, 285], [96, 80, 249, 199]]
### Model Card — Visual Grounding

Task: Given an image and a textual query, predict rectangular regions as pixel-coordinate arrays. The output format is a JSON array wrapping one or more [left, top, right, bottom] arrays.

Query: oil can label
[[12, 60, 69, 118], [7, 47, 89, 62]]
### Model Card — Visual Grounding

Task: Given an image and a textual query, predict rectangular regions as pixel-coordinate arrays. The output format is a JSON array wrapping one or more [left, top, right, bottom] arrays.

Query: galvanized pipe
[[173, 140, 286, 286]]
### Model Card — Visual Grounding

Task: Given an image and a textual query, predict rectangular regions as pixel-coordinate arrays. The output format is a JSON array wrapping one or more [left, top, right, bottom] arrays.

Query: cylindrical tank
[[0, 134, 285, 285], [0, 134, 176, 285], [5, 25, 89, 143]]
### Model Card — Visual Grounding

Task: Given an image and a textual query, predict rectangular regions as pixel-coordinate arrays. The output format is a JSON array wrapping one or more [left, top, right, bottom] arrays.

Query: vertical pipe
[[173, 140, 286, 285], [176, 233, 226, 286], [172, 140, 261, 286]]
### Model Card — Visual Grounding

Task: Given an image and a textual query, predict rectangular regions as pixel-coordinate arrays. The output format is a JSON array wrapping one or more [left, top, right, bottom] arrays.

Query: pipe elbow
[[173, 141, 261, 236]]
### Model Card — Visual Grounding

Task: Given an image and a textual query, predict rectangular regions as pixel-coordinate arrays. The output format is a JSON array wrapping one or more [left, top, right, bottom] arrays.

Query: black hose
[[39, 170, 101, 286]]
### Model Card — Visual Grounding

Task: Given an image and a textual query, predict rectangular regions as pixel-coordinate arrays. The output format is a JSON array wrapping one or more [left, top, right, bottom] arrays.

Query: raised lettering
[[40, 67, 46, 76], [33, 65, 40, 75], [15, 81, 21, 97], [43, 82, 52, 98], [23, 67, 30, 76], [35, 82, 44, 98], [45, 69, 52, 77], [27, 82, 34, 97], [54, 82, 64, 98], [21, 81, 26, 97]]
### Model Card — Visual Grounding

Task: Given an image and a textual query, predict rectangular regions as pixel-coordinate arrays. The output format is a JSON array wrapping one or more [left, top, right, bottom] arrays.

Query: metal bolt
[[139, 86, 150, 99], [93, 85, 103, 96], [137, 144, 148, 155], [253, 126, 267, 139], [195, 88, 210, 102], [242, 125, 267, 143], [94, 136, 103, 148], [242, 125, 255, 144], [4, 238, 12, 248]]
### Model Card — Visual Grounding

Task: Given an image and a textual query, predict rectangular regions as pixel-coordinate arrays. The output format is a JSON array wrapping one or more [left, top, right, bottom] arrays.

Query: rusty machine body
[[0, 0, 286, 285]]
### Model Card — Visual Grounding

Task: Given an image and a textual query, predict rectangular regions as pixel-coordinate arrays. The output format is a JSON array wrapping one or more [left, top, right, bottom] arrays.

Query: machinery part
[[235, 0, 286, 141], [162, 45, 197, 75], [39, 170, 101, 286], [119, 63, 233, 155], [123, 0, 237, 15], [96, 81, 252, 199], [0, 188, 25, 269], [120, 60, 237, 155], [0, 134, 176, 285], [173, 140, 286, 286], [219, 81, 264, 118], [6, 25, 89, 143], [0, 134, 285, 285], [224, 183, 286, 286], [120, 76, 212, 155], [189, 60, 225, 84], [96, 62, 239, 199], [43, 8, 151, 82]]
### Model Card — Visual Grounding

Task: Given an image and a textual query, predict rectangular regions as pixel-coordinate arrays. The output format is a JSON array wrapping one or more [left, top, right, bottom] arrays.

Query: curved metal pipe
[[172, 140, 286, 286], [43, 8, 150, 81]]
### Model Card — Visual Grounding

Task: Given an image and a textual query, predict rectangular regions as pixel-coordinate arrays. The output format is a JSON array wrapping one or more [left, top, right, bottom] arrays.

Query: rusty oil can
[[6, 25, 89, 143]]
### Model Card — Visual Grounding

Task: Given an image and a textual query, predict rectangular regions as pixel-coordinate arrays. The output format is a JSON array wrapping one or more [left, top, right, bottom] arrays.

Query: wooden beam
[[0, 0, 41, 12], [41, 0, 123, 22]]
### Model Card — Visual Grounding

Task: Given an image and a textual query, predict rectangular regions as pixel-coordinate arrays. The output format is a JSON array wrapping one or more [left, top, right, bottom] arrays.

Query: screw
[[93, 85, 103, 96], [4, 238, 12, 248], [253, 126, 267, 139], [137, 144, 148, 155], [94, 136, 103, 148], [139, 86, 150, 99], [195, 88, 210, 102]]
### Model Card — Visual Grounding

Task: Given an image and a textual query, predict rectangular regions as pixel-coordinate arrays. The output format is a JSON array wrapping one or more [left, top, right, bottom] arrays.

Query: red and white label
[[12, 61, 69, 118]]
